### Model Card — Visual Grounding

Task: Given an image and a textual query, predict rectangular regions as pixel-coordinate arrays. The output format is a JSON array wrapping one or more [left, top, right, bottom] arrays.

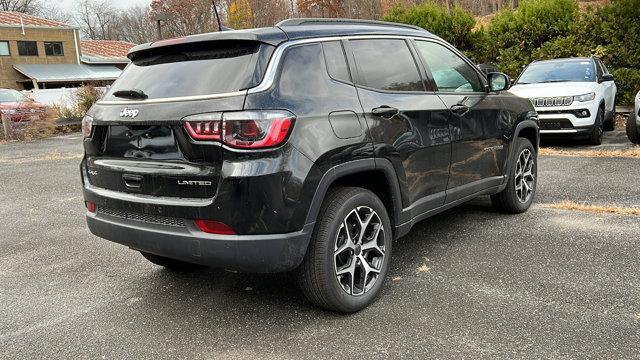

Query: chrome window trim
[[97, 34, 440, 105], [249, 35, 443, 95], [98, 90, 248, 105]]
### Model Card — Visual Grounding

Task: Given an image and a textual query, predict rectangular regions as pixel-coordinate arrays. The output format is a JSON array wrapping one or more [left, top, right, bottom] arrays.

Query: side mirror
[[488, 72, 511, 92], [601, 74, 615, 82]]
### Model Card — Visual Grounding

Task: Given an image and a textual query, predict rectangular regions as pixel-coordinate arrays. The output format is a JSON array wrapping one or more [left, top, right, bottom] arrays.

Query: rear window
[[104, 41, 274, 100]]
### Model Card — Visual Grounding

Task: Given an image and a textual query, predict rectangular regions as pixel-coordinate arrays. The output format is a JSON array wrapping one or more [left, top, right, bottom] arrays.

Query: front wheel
[[491, 138, 537, 214], [588, 107, 604, 145], [604, 99, 616, 131], [626, 114, 640, 144], [298, 187, 392, 313]]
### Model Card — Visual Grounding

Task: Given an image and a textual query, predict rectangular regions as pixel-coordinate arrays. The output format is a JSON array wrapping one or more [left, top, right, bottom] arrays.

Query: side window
[[597, 59, 610, 75], [414, 41, 483, 93], [278, 43, 330, 98], [594, 59, 604, 79], [322, 41, 351, 83], [349, 39, 424, 92]]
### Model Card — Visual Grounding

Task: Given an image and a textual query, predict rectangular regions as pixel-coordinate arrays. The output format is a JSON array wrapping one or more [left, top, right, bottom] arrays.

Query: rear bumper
[[86, 210, 314, 273]]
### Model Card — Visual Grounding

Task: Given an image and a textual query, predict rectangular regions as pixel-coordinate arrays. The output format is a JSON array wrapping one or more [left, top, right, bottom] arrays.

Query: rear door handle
[[450, 104, 470, 116], [372, 106, 399, 118]]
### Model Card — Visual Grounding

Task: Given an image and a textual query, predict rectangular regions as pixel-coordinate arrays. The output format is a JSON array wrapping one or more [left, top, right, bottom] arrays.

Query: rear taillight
[[194, 219, 236, 235], [183, 110, 295, 149], [81, 115, 93, 138], [184, 113, 222, 141]]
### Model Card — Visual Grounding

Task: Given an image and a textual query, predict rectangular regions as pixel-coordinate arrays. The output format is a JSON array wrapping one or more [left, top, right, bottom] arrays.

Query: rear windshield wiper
[[112, 89, 148, 100]]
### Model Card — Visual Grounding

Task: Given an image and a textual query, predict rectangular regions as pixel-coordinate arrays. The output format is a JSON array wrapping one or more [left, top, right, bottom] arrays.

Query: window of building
[[17, 41, 38, 56], [44, 42, 64, 56], [0, 41, 10, 56]]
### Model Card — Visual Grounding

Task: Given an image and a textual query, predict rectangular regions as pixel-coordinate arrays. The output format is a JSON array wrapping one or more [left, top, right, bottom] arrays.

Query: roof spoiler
[[127, 28, 288, 59]]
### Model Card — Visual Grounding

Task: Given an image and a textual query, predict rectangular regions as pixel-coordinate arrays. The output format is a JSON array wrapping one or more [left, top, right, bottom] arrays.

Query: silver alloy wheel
[[515, 148, 535, 203], [334, 206, 385, 296]]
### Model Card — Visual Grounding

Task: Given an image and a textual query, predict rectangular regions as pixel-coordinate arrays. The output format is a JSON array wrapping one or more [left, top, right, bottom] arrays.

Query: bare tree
[[112, 6, 157, 44], [76, 0, 118, 40], [36, 4, 73, 24], [0, 0, 40, 13], [150, 0, 218, 38], [247, 0, 291, 27]]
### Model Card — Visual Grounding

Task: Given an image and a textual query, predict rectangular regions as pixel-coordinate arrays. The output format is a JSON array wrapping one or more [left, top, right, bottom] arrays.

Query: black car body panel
[[81, 20, 538, 272]]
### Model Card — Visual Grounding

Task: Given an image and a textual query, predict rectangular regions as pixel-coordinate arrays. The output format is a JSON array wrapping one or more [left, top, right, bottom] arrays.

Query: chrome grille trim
[[530, 96, 574, 107]]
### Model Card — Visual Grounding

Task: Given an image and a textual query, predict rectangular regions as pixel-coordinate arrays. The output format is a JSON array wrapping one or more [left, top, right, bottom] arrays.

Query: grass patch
[[545, 201, 640, 216], [539, 147, 640, 158]]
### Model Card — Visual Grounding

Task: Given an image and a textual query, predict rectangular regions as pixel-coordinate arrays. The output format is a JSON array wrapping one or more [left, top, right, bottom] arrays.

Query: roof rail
[[276, 18, 425, 32]]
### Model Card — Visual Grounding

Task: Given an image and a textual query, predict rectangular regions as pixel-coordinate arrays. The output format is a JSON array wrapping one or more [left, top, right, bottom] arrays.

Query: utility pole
[[290, 0, 295, 17], [153, 13, 169, 40], [156, 19, 162, 40], [212, 0, 223, 31]]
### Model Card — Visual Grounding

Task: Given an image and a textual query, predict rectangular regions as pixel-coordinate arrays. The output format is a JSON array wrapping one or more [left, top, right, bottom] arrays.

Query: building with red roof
[[0, 12, 134, 90]]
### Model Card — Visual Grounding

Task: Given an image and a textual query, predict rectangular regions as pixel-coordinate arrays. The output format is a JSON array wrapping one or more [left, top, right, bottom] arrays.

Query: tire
[[627, 114, 640, 144], [491, 138, 537, 214], [297, 187, 392, 313], [140, 252, 203, 271], [588, 107, 604, 145], [604, 98, 616, 131]]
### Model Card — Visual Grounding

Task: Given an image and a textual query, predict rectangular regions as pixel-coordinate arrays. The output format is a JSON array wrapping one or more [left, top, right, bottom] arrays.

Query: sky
[[57, 0, 152, 11]]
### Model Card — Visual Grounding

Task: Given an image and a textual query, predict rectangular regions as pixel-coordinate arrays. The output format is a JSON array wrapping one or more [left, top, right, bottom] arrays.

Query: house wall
[[0, 26, 79, 90]]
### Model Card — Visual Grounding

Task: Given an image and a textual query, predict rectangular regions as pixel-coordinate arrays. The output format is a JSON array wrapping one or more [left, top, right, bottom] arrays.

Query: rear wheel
[[140, 252, 203, 271], [491, 138, 537, 214], [588, 107, 604, 145], [626, 114, 640, 144], [298, 187, 392, 313]]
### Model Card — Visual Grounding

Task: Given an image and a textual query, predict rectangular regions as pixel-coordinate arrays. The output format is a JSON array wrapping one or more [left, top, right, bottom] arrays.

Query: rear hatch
[[83, 39, 275, 199]]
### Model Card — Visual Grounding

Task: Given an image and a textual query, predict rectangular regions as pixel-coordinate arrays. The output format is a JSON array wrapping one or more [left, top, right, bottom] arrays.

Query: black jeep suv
[[81, 19, 539, 312]]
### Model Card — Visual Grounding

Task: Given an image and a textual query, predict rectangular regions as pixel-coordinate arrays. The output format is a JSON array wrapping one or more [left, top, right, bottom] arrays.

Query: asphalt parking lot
[[1, 131, 639, 359]]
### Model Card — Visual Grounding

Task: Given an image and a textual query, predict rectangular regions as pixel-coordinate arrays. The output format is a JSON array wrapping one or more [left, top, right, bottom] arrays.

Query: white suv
[[627, 91, 640, 144], [510, 57, 617, 145]]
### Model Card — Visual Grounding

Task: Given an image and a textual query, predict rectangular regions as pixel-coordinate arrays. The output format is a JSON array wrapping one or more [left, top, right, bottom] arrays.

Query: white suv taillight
[[81, 115, 93, 138], [183, 110, 295, 149]]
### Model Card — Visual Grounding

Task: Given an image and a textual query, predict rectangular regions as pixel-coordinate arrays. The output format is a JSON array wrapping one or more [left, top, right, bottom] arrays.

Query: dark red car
[[0, 89, 47, 123]]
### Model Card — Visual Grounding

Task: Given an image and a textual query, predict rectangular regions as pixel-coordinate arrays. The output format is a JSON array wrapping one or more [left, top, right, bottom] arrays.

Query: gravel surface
[[1, 133, 638, 359]]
